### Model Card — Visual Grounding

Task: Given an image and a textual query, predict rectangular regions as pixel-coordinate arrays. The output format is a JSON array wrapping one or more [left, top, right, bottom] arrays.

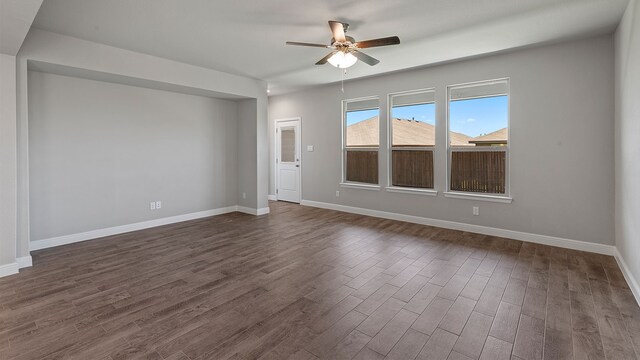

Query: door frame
[[274, 117, 302, 203]]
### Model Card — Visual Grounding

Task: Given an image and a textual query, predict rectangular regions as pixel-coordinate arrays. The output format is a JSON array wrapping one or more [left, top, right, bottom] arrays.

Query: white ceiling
[[0, 0, 43, 55], [31, 0, 629, 95]]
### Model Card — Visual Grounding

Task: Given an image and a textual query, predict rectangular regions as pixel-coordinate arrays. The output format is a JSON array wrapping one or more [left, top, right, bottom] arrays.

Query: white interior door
[[276, 119, 301, 203]]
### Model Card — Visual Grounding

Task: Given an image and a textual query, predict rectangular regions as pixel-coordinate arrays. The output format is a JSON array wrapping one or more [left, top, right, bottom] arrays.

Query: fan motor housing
[[332, 36, 356, 46]]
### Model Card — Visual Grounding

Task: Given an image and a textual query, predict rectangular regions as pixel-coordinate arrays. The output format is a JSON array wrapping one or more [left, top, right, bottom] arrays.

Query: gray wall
[[28, 71, 239, 241], [237, 98, 258, 209], [16, 29, 268, 259], [615, 0, 640, 288], [0, 54, 17, 266], [269, 35, 615, 245]]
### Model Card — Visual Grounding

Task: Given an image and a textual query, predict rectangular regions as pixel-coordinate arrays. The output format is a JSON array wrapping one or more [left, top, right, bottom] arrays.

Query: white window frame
[[386, 88, 437, 196], [341, 96, 381, 190], [445, 78, 512, 203]]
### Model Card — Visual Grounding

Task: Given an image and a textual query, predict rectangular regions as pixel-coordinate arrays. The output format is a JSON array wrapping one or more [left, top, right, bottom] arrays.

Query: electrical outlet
[[242, 192, 247, 199], [307, 145, 314, 152], [473, 206, 479, 216], [336, 190, 340, 197], [150, 201, 156, 210], [156, 201, 162, 209]]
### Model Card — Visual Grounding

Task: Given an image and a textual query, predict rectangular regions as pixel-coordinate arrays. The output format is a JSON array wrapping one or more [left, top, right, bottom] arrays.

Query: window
[[447, 79, 509, 196], [389, 90, 436, 189], [280, 127, 296, 163], [343, 97, 380, 185]]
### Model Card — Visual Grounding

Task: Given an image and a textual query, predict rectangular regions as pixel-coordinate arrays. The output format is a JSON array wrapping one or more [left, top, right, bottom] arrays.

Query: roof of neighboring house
[[345, 117, 379, 147], [391, 118, 437, 146], [468, 128, 508, 144], [346, 117, 473, 147]]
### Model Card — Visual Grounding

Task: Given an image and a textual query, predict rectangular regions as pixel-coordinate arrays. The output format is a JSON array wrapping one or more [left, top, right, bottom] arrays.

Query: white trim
[[614, 247, 640, 306], [300, 200, 614, 256], [340, 182, 381, 191], [385, 187, 438, 196], [342, 96, 380, 185], [0, 262, 19, 278], [387, 89, 437, 190], [17, 256, 32, 268], [30, 206, 238, 251], [237, 206, 270, 216], [268, 195, 277, 201], [446, 78, 511, 198], [444, 192, 513, 204]]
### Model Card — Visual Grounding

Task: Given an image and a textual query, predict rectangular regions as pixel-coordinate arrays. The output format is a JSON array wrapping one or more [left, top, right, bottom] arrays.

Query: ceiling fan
[[286, 21, 400, 69]]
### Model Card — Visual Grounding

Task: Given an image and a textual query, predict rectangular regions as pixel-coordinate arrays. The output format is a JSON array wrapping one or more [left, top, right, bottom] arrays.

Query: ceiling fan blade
[[316, 51, 338, 65], [328, 21, 347, 42], [352, 50, 380, 66], [354, 36, 400, 49], [286, 41, 331, 48]]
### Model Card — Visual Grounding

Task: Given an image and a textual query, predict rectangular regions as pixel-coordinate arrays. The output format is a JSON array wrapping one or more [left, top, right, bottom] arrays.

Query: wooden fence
[[392, 150, 434, 188], [450, 150, 506, 194], [346, 149, 505, 193], [346, 150, 378, 184]]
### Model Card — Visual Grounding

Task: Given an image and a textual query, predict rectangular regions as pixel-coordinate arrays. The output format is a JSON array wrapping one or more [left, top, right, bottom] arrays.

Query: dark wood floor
[[1, 201, 638, 360]]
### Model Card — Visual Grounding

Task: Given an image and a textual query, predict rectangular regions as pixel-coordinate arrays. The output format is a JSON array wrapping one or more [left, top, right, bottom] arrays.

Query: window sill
[[385, 187, 438, 196], [340, 182, 381, 191], [443, 191, 513, 203]]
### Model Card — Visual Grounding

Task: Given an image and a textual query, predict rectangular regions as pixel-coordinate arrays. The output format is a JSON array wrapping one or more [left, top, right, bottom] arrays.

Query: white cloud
[[466, 118, 476, 123]]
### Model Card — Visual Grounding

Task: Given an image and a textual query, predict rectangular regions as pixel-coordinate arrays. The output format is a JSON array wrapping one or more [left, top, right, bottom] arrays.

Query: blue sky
[[449, 96, 508, 137], [392, 103, 435, 124], [345, 104, 436, 126], [346, 108, 379, 126], [346, 96, 507, 138]]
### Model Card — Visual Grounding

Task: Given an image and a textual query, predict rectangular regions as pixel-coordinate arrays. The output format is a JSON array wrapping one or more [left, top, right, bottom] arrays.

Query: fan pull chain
[[341, 68, 346, 93]]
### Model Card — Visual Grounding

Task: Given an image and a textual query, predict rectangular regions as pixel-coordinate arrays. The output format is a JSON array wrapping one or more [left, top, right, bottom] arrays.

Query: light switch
[[307, 145, 314, 152]]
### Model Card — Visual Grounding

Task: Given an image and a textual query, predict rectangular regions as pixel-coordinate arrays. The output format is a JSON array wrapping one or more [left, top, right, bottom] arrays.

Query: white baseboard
[[0, 257, 32, 278], [300, 200, 615, 256], [0, 262, 19, 277], [237, 206, 271, 216], [17, 256, 32, 268], [614, 247, 640, 306], [29, 205, 272, 252], [30, 206, 238, 251], [268, 195, 277, 201]]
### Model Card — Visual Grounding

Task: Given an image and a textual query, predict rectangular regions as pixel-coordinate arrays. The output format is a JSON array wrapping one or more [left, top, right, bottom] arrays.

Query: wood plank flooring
[[1, 201, 639, 359]]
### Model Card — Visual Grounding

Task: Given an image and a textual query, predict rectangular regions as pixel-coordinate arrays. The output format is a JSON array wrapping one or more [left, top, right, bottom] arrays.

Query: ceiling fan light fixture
[[327, 51, 357, 69], [287, 20, 399, 68]]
